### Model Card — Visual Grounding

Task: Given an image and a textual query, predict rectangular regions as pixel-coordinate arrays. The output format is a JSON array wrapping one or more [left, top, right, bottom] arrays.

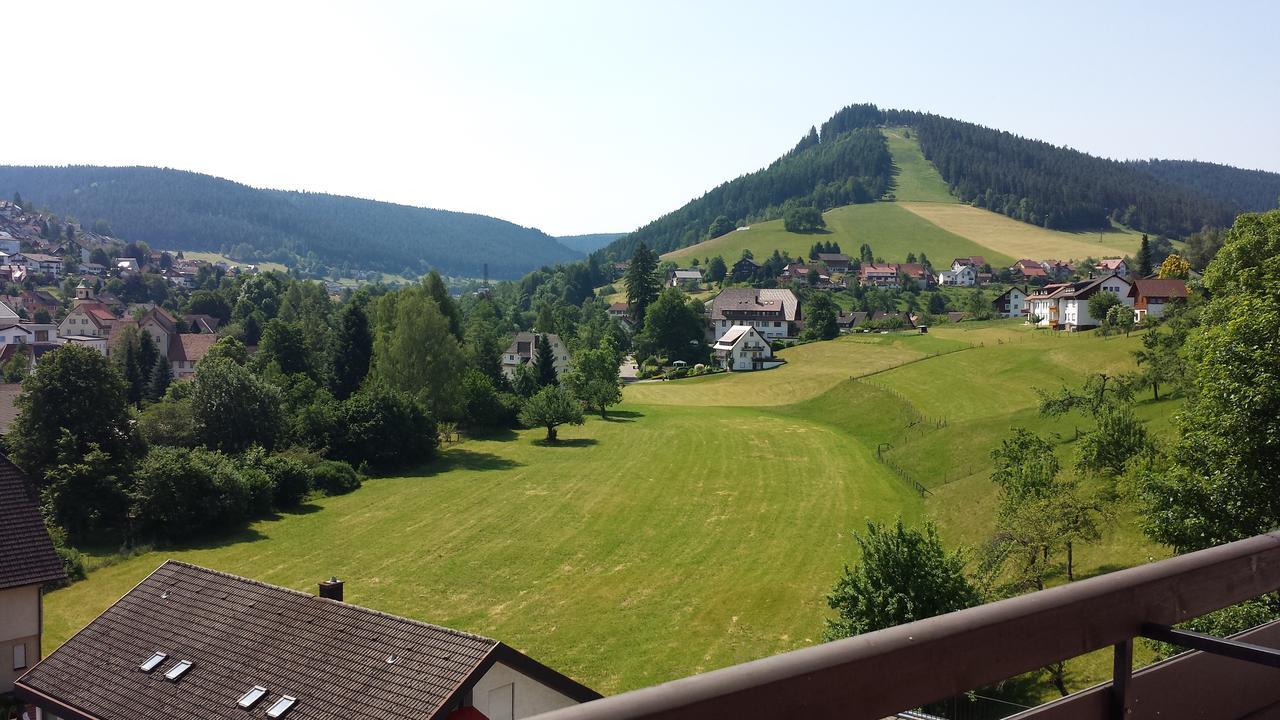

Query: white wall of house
[[710, 318, 787, 341], [469, 661, 578, 720], [1, 583, 41, 693]]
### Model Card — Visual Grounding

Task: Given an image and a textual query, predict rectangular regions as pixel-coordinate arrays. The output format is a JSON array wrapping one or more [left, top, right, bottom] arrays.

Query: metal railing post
[[1110, 640, 1132, 719]]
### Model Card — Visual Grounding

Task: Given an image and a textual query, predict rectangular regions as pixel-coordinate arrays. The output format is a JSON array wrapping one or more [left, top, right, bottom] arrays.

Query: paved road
[[619, 355, 640, 382]]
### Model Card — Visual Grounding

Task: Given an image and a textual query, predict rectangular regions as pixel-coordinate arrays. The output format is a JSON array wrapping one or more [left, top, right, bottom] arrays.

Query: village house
[[15, 562, 598, 720], [9, 252, 63, 279], [183, 313, 223, 334], [779, 263, 830, 287], [952, 255, 985, 270], [58, 302, 116, 339], [1129, 278, 1188, 322], [1097, 257, 1129, 278], [816, 252, 850, 273], [938, 264, 977, 287], [898, 263, 932, 289], [730, 256, 761, 282], [858, 263, 900, 288], [835, 311, 869, 332], [19, 290, 60, 319], [668, 268, 704, 290], [501, 332, 572, 380], [0, 230, 19, 255], [1041, 259, 1074, 281], [169, 332, 219, 379], [706, 288, 800, 341], [114, 257, 141, 275], [1026, 274, 1133, 329], [1013, 259, 1048, 281], [712, 325, 783, 371], [0, 455, 67, 695], [991, 286, 1030, 318]]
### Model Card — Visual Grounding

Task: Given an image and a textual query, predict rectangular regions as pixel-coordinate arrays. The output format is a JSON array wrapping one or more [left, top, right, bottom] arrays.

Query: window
[[140, 652, 167, 672], [164, 659, 193, 680], [238, 686, 268, 709], [13, 642, 26, 670], [265, 696, 297, 718]]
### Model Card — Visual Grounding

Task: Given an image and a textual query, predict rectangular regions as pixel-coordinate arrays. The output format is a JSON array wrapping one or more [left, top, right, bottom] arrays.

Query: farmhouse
[[706, 288, 799, 341], [835, 311, 868, 332], [858, 263, 900, 287], [712, 325, 783, 371], [991, 286, 1029, 318], [730, 256, 760, 281], [0, 455, 66, 694], [15, 561, 599, 720], [1013, 259, 1048, 281], [1129, 278, 1188, 321], [668, 268, 704, 289], [501, 332, 571, 380], [816, 252, 850, 273]]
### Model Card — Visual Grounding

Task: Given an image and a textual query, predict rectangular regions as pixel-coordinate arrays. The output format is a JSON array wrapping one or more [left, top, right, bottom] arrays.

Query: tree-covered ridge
[[609, 115, 892, 258], [0, 166, 582, 279], [1127, 159, 1280, 214], [886, 110, 1241, 237]]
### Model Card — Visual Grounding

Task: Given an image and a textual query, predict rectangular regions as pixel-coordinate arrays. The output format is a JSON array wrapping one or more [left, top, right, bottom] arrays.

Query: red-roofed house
[[169, 332, 218, 378], [859, 263, 900, 287], [1097, 258, 1129, 278], [1013, 259, 1048, 280]]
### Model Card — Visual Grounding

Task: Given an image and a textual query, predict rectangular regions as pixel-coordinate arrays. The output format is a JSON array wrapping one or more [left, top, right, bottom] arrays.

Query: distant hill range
[[556, 232, 625, 254], [606, 103, 1280, 259], [0, 166, 583, 279]]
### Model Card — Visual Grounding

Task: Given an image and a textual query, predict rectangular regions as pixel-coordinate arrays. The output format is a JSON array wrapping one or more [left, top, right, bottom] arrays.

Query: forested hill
[[0, 166, 582, 279], [1126, 159, 1280, 214], [604, 103, 1268, 259], [608, 116, 893, 258], [557, 232, 625, 253]]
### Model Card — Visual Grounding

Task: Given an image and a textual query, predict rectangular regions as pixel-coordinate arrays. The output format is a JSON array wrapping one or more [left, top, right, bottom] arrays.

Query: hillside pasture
[[883, 127, 957, 204], [663, 202, 1013, 268], [899, 202, 1145, 261]]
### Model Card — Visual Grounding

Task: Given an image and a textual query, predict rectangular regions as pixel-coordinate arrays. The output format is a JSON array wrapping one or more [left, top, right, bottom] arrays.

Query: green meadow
[[44, 322, 1175, 700]]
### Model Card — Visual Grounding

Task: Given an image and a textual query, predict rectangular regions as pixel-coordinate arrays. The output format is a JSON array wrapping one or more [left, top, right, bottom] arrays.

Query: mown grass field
[[45, 321, 1176, 702], [899, 202, 1145, 261], [883, 127, 957, 204]]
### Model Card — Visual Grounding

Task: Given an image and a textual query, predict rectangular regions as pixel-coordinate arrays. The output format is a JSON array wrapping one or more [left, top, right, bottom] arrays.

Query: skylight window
[[140, 652, 167, 672], [164, 659, 193, 681], [238, 686, 268, 709], [265, 696, 297, 718]]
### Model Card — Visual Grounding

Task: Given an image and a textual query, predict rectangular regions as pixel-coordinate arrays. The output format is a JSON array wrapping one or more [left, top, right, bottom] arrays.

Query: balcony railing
[[531, 532, 1280, 720]]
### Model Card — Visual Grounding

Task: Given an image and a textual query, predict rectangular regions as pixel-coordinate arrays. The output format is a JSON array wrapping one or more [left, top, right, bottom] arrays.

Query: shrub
[[311, 459, 362, 496], [242, 447, 313, 508], [137, 398, 198, 448], [131, 447, 251, 541], [332, 386, 438, 470]]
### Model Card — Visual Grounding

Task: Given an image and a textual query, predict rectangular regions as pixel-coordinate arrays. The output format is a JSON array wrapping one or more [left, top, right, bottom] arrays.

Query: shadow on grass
[[531, 438, 599, 448], [1075, 563, 1131, 581], [434, 448, 524, 472], [464, 427, 520, 442], [601, 409, 645, 423]]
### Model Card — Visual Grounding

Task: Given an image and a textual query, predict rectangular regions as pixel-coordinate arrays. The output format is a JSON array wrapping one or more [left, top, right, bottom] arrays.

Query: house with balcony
[[712, 325, 782, 371], [1129, 278, 1188, 321], [992, 286, 1030, 318], [706, 288, 799, 341], [1026, 274, 1133, 329]]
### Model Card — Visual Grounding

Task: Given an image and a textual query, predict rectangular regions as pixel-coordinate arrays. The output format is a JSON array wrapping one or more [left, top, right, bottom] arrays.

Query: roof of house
[[671, 269, 703, 280], [859, 263, 898, 276], [708, 288, 799, 321], [19, 252, 62, 262], [0, 453, 66, 590], [816, 253, 850, 263], [835, 311, 868, 327], [184, 314, 223, 333], [898, 263, 929, 279], [946, 312, 969, 323], [607, 302, 629, 313], [952, 256, 985, 267], [1098, 258, 1127, 270], [1129, 278, 1188, 300], [992, 286, 1029, 302], [16, 561, 598, 720], [713, 324, 757, 348], [1050, 274, 1130, 301], [170, 332, 219, 364], [503, 332, 566, 360], [0, 383, 20, 433]]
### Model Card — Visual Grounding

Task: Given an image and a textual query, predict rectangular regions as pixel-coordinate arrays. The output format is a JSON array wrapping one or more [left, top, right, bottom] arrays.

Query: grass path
[[883, 128, 956, 204]]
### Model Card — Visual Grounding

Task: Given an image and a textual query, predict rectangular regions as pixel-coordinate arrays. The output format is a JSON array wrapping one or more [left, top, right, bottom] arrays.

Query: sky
[[6, 1, 1279, 236]]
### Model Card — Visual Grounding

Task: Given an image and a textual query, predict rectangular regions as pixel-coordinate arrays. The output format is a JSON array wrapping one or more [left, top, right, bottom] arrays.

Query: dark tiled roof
[[1130, 278, 1188, 300], [0, 453, 65, 589], [18, 561, 541, 720]]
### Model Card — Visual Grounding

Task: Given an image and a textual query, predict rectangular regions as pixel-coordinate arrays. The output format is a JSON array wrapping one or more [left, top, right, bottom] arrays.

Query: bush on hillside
[[311, 460, 362, 496], [331, 386, 438, 470]]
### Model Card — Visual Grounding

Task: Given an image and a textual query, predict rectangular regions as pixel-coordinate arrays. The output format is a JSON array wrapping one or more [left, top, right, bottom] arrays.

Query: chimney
[[319, 576, 344, 602]]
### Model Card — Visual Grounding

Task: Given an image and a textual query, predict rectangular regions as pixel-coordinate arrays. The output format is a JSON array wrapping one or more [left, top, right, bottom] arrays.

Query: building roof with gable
[[170, 332, 219, 364], [0, 453, 66, 590], [16, 561, 598, 720], [1129, 278, 1188, 301], [1098, 258, 1127, 270], [707, 288, 799, 322]]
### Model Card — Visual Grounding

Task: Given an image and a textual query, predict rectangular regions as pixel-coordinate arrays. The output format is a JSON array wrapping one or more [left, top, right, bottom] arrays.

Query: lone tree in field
[[519, 385, 584, 442], [824, 519, 979, 641], [783, 205, 825, 233], [564, 338, 622, 418]]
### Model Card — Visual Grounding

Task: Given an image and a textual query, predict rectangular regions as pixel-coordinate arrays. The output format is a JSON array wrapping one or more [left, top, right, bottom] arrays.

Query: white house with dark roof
[[706, 288, 799, 341], [15, 561, 599, 720], [712, 325, 783, 371], [501, 332, 571, 380]]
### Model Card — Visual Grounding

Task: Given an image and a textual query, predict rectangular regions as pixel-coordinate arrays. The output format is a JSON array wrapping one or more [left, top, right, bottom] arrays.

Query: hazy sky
[[7, 1, 1278, 236]]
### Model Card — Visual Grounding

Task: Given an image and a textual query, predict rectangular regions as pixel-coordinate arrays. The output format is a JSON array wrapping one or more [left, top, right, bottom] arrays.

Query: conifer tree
[[146, 354, 171, 402], [330, 301, 372, 400], [624, 243, 660, 324], [1137, 234, 1153, 277], [534, 333, 558, 387]]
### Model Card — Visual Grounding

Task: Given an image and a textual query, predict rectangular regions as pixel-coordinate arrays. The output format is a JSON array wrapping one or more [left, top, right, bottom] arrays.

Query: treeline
[[609, 121, 891, 258], [0, 166, 582, 279], [9, 265, 634, 554], [885, 109, 1242, 237], [1127, 159, 1280, 214]]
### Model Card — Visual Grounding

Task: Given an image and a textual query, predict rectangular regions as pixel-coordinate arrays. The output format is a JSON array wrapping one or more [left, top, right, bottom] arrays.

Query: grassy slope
[[883, 127, 957, 204], [169, 250, 289, 274], [44, 322, 1175, 701], [899, 203, 1145, 260], [663, 203, 1011, 267]]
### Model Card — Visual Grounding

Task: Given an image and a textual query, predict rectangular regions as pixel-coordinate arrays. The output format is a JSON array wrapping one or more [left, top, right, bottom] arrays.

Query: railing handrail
[[530, 532, 1280, 720]]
